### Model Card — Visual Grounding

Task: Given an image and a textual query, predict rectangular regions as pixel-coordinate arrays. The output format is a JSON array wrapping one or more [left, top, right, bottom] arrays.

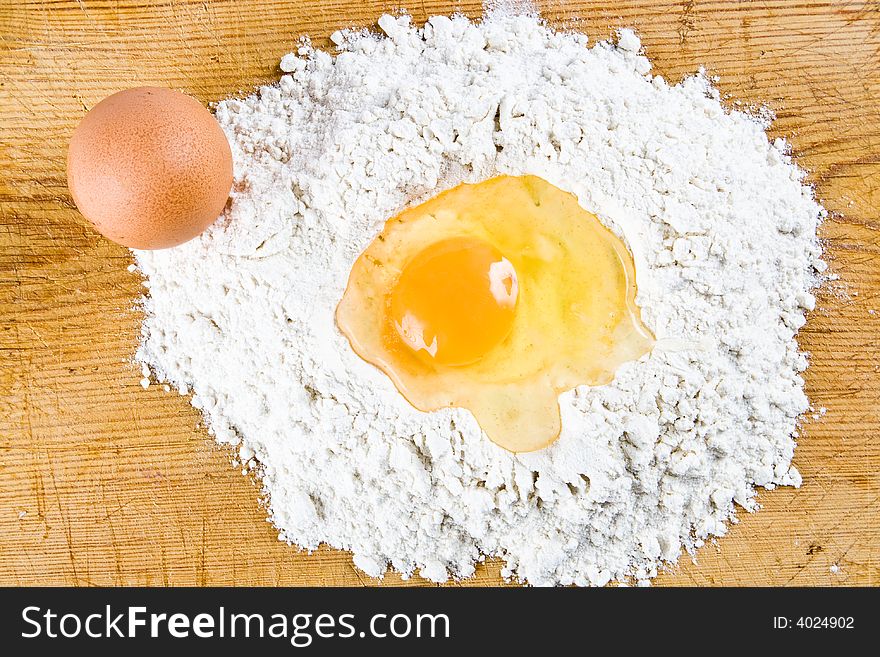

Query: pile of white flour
[[134, 9, 825, 585]]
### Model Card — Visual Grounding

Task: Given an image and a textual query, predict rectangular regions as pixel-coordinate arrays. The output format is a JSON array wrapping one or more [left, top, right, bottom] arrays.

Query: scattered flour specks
[[134, 9, 825, 586]]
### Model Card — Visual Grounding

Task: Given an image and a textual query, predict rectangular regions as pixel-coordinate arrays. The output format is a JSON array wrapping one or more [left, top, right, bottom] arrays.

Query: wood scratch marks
[[677, 0, 696, 44]]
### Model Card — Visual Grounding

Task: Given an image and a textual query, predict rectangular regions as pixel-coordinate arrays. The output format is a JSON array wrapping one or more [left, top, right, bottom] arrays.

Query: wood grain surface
[[1, 0, 878, 587]]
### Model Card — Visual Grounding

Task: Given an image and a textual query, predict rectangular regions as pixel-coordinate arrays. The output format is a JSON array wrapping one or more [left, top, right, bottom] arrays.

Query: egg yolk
[[390, 237, 518, 366], [337, 175, 654, 453]]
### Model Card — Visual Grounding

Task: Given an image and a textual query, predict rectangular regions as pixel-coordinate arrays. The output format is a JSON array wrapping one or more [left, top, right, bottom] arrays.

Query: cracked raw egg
[[337, 175, 654, 452]]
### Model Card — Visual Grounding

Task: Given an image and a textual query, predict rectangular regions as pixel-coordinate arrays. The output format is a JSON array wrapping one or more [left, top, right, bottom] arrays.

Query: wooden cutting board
[[1, 0, 878, 586]]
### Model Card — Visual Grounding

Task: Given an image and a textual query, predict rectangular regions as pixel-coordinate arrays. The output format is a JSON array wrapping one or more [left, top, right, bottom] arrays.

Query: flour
[[134, 8, 825, 586]]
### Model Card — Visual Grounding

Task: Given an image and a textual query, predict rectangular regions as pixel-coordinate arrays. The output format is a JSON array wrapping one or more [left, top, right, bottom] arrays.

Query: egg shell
[[67, 86, 233, 250]]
